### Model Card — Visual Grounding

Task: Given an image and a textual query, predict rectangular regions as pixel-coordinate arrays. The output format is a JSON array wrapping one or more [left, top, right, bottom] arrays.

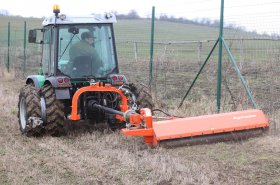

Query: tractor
[[18, 5, 153, 136], [18, 5, 269, 147]]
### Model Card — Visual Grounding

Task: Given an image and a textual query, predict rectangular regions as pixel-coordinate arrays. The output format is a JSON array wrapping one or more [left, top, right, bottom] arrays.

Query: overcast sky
[[2, 0, 219, 18], [1, 0, 279, 34]]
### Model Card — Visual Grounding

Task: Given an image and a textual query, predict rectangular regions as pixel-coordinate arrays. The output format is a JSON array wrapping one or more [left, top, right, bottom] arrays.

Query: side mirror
[[28, 29, 43, 44], [28, 30, 37, 43]]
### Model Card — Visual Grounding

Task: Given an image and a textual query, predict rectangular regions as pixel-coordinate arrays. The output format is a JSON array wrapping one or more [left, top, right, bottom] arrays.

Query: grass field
[[0, 77, 280, 185], [1, 15, 280, 184]]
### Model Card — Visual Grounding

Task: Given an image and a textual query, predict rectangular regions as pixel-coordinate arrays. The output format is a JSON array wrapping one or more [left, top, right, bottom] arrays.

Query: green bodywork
[[34, 75, 46, 88]]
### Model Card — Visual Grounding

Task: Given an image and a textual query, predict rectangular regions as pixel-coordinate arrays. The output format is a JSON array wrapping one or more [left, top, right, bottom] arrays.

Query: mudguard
[[44, 76, 71, 100], [26, 75, 70, 100], [26, 75, 46, 89]]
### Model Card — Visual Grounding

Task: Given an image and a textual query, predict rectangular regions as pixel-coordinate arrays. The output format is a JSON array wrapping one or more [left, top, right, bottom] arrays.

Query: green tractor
[[18, 6, 153, 136]]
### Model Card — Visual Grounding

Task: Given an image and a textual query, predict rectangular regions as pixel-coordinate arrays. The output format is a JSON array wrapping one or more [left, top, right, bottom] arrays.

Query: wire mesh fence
[[0, 1, 280, 127]]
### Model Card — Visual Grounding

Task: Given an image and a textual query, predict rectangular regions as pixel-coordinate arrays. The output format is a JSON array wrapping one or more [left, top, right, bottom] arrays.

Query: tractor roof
[[42, 13, 117, 26]]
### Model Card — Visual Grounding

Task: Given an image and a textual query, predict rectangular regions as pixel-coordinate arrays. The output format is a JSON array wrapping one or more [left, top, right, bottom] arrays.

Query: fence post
[[7, 22, 10, 72], [239, 39, 244, 70], [197, 41, 202, 66], [23, 21, 27, 76], [217, 0, 224, 113], [149, 6, 155, 87], [134, 42, 138, 62]]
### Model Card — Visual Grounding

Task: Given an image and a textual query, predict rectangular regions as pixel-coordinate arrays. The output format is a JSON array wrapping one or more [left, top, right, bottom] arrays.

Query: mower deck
[[122, 109, 269, 146]]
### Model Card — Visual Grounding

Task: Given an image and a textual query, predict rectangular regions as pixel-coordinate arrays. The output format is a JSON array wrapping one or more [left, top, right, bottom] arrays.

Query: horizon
[[1, 0, 279, 34]]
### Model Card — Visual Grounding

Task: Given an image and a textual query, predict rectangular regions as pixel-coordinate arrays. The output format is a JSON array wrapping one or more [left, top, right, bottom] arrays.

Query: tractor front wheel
[[41, 85, 65, 136]]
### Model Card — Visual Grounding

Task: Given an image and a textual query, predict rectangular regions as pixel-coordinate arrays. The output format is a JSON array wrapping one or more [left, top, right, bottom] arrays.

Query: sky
[[1, 0, 280, 34], [1, 0, 220, 18]]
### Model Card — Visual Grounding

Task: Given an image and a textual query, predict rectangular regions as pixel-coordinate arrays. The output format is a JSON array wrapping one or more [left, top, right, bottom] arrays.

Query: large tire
[[129, 82, 154, 111], [41, 85, 65, 136], [18, 85, 44, 136]]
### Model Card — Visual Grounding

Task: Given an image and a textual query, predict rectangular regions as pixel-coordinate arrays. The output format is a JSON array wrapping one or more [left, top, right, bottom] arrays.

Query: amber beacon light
[[53, 4, 60, 17]]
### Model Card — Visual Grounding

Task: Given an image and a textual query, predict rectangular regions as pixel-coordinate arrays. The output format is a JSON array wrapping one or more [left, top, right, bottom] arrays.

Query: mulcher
[[18, 5, 269, 147]]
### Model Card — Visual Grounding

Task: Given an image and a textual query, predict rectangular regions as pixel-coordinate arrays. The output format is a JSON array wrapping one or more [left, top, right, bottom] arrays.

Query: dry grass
[[0, 77, 280, 185]]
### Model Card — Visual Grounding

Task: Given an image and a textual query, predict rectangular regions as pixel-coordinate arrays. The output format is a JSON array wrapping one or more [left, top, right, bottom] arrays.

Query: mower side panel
[[26, 75, 46, 89], [153, 109, 269, 141], [122, 109, 269, 147]]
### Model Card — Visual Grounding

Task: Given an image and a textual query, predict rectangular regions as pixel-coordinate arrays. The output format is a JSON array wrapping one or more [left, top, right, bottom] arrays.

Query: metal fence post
[[197, 41, 202, 66], [7, 22, 10, 73], [23, 21, 27, 76], [217, 0, 224, 113], [149, 6, 155, 87], [134, 42, 138, 62]]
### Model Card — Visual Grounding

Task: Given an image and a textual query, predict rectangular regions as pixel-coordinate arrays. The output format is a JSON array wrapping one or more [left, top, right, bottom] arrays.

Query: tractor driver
[[69, 31, 102, 75]]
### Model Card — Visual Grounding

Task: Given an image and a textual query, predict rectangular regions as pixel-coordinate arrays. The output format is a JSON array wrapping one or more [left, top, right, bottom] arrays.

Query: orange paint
[[69, 83, 128, 120], [67, 83, 269, 146], [153, 109, 268, 140], [122, 109, 269, 146]]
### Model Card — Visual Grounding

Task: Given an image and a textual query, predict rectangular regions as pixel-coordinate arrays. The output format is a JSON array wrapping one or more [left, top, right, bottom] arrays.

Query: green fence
[[1, 2, 280, 124]]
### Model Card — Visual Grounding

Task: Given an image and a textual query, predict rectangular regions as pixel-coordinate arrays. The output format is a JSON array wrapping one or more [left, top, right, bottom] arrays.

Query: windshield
[[57, 24, 117, 79]]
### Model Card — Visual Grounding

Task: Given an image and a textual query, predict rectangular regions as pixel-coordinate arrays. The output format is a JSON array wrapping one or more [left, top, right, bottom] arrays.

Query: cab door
[[42, 26, 55, 76]]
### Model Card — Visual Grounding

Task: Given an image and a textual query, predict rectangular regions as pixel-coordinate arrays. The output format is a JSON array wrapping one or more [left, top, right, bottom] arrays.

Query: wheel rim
[[19, 97, 27, 129], [40, 96, 47, 124]]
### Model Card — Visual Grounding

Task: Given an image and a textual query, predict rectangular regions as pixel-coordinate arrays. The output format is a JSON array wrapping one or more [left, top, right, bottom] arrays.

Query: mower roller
[[18, 5, 269, 147]]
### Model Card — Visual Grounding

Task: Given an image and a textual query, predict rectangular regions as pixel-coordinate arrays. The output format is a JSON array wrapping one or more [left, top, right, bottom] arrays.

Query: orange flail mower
[[68, 83, 269, 147], [122, 108, 269, 147]]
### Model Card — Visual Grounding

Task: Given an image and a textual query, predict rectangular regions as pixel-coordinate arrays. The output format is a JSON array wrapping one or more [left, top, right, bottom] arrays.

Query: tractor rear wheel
[[41, 85, 65, 136], [18, 84, 43, 136], [129, 82, 154, 111]]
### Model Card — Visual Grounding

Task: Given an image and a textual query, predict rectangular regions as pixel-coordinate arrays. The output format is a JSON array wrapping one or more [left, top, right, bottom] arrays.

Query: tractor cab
[[29, 7, 118, 80]]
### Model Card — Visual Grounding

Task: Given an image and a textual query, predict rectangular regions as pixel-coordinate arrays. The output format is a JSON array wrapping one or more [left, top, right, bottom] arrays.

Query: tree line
[[115, 9, 245, 30]]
